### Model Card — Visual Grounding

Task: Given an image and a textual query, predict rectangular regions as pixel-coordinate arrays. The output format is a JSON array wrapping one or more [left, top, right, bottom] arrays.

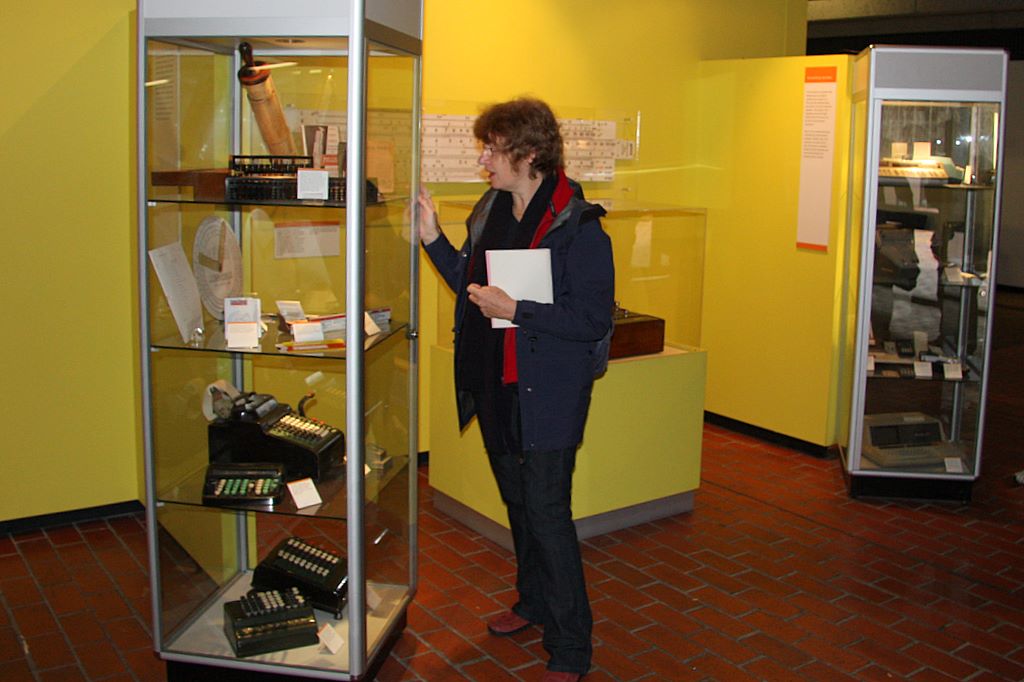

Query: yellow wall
[[418, 0, 807, 449], [0, 2, 139, 521], [1, 0, 807, 521], [696, 55, 854, 445], [419, 0, 805, 209]]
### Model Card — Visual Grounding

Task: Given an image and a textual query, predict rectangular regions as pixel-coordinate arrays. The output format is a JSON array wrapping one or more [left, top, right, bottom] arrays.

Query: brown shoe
[[540, 672, 582, 682], [486, 610, 532, 636]]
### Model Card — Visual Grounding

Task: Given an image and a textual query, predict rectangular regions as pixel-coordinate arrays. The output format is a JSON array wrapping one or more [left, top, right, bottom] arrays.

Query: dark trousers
[[474, 386, 592, 674]]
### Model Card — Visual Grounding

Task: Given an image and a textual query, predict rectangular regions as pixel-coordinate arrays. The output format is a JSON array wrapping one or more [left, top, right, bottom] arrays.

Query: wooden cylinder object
[[238, 44, 295, 156]]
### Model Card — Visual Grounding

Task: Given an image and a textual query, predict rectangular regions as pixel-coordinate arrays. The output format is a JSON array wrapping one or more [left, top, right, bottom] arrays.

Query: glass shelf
[[145, 184, 389, 209], [150, 322, 407, 359], [156, 455, 411, 523], [163, 572, 406, 678]]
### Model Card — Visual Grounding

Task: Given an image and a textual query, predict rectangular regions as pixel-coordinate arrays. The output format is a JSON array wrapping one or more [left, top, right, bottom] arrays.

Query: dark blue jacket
[[425, 183, 614, 451]]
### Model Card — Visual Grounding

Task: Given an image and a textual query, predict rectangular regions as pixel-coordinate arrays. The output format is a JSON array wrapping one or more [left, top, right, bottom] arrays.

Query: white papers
[[148, 242, 204, 344], [485, 249, 553, 329], [274, 221, 341, 259], [796, 66, 838, 251], [224, 297, 261, 348]]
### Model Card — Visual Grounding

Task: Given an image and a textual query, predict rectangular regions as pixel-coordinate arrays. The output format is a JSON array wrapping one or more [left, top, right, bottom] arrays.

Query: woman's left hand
[[467, 284, 516, 321]]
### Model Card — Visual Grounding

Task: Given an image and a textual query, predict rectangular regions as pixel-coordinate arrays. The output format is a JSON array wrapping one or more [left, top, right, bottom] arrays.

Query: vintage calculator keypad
[[252, 536, 348, 618], [267, 414, 341, 447], [202, 463, 285, 505], [223, 586, 318, 657]]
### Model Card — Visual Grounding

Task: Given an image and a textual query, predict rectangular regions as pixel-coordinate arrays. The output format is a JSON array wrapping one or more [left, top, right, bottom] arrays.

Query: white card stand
[[318, 623, 345, 654], [287, 478, 322, 509], [297, 169, 329, 200]]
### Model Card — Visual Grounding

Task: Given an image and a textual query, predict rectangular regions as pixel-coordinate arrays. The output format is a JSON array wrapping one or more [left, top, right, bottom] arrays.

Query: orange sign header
[[805, 66, 837, 83]]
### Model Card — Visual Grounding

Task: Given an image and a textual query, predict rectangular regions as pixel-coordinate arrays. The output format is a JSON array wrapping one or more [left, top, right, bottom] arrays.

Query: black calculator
[[223, 586, 318, 657], [202, 462, 286, 505], [252, 536, 348, 618]]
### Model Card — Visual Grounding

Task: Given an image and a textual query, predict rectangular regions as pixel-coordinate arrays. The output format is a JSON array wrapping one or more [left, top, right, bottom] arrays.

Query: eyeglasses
[[480, 144, 506, 157]]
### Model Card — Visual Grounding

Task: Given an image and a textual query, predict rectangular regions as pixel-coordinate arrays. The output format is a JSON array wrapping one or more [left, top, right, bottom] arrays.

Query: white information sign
[[796, 66, 838, 252]]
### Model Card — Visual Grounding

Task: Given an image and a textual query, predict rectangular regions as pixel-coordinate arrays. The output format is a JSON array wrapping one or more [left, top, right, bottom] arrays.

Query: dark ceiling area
[[808, 28, 1024, 59]]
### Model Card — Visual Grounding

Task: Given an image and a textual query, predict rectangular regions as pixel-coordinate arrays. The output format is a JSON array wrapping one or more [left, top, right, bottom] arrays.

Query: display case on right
[[842, 46, 1008, 500]]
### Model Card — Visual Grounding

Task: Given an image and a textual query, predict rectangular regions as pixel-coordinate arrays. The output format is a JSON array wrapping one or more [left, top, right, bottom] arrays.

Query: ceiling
[[806, 0, 1024, 57]]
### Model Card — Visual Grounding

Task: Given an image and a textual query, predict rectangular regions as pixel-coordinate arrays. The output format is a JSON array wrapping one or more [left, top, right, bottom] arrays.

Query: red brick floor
[[1, 295, 1023, 681]]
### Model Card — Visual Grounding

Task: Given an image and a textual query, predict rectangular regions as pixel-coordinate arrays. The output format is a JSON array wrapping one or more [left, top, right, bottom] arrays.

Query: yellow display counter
[[428, 343, 705, 548]]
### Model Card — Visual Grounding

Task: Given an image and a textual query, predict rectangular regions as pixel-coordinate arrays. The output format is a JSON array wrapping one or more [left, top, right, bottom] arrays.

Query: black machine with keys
[[222, 586, 318, 657], [202, 462, 285, 506], [208, 391, 344, 482], [252, 536, 348, 618]]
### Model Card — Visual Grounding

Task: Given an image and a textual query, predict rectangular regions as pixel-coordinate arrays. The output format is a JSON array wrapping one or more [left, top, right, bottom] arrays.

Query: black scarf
[[458, 173, 558, 391]]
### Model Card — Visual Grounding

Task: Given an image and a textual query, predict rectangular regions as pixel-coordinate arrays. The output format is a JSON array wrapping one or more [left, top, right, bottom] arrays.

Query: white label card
[[315, 314, 347, 337], [943, 363, 964, 380], [297, 169, 329, 200], [224, 297, 262, 348], [291, 320, 325, 343], [224, 297, 261, 323], [944, 457, 965, 473], [287, 477, 323, 509], [913, 331, 929, 353], [914, 361, 933, 378], [225, 322, 260, 349], [318, 623, 345, 654], [277, 300, 306, 322]]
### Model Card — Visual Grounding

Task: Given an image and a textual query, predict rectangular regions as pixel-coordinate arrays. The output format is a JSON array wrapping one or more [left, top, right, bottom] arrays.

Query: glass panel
[[861, 100, 999, 475], [146, 40, 232, 201], [600, 204, 706, 348], [362, 45, 416, 660], [156, 504, 243, 645], [157, 503, 368, 675], [434, 201, 706, 351]]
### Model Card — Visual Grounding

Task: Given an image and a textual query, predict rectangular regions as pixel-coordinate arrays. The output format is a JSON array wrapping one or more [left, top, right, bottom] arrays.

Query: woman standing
[[417, 97, 614, 682]]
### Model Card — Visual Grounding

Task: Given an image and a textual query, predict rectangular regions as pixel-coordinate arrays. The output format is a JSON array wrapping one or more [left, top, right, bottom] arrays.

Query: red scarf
[[502, 169, 574, 385]]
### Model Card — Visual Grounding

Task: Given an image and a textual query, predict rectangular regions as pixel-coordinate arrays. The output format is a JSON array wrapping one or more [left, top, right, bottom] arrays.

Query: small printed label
[[287, 477, 322, 510], [318, 623, 344, 654]]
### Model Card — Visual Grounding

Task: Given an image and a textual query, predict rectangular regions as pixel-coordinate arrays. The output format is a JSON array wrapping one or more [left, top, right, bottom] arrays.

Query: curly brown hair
[[473, 97, 564, 178]]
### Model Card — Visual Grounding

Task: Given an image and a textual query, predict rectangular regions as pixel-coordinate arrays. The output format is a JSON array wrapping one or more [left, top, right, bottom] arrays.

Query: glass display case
[[136, 2, 421, 678], [843, 46, 1007, 500], [428, 196, 707, 543]]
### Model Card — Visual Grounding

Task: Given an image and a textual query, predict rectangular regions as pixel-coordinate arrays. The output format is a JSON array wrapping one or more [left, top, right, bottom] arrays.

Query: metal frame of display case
[[135, 2, 422, 678], [842, 45, 1007, 500]]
